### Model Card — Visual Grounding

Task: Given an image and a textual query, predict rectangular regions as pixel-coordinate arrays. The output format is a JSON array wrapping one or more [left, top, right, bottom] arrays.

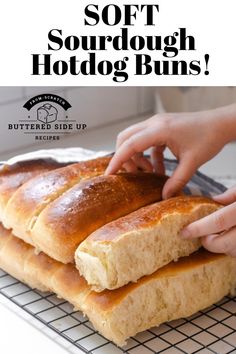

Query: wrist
[[210, 104, 236, 144]]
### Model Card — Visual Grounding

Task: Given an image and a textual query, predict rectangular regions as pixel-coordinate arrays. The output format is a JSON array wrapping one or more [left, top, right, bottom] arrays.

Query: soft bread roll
[[0, 226, 235, 347], [0, 159, 63, 221], [84, 251, 236, 346], [0, 224, 47, 291], [0, 226, 236, 345], [52, 264, 90, 307], [0, 224, 89, 307], [24, 239, 90, 306], [76, 196, 221, 291], [25, 250, 90, 306], [31, 173, 167, 263], [2, 157, 110, 245]]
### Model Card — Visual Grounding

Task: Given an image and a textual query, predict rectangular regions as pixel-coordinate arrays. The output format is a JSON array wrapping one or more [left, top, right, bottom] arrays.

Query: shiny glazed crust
[[0, 159, 64, 221], [31, 173, 167, 263], [2, 157, 111, 245]]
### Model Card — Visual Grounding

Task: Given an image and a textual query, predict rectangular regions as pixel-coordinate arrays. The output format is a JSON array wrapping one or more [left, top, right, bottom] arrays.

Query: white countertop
[[0, 295, 71, 354]]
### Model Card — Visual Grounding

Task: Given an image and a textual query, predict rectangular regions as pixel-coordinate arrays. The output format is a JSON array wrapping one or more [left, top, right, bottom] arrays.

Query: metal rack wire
[[0, 270, 235, 353], [0, 157, 235, 353]]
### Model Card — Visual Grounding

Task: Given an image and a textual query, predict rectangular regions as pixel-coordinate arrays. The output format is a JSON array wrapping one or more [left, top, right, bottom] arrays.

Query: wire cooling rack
[[0, 158, 235, 354]]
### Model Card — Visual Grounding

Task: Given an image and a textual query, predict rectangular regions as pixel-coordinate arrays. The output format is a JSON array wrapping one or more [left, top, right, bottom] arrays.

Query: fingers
[[123, 159, 138, 173], [106, 126, 166, 174], [132, 153, 153, 172], [181, 202, 236, 239], [150, 146, 166, 175], [122, 153, 153, 173], [213, 187, 236, 205], [201, 227, 236, 257], [162, 155, 196, 199], [116, 122, 146, 150]]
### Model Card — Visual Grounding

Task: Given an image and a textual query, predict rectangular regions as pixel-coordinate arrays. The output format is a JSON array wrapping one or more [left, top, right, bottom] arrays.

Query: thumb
[[163, 156, 196, 199], [213, 187, 236, 205]]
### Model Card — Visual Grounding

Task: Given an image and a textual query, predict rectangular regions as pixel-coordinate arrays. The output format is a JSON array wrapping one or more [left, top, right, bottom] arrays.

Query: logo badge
[[37, 104, 58, 123], [8, 93, 87, 141]]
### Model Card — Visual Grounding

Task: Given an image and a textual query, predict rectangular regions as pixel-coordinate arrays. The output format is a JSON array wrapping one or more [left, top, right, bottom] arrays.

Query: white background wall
[[0, 87, 154, 159], [0, 87, 235, 184], [156, 87, 236, 113]]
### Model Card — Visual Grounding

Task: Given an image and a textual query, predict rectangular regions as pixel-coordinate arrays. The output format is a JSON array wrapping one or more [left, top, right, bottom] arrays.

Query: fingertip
[[181, 222, 203, 240], [162, 180, 170, 200], [162, 182, 178, 200], [180, 227, 192, 239], [212, 188, 233, 202], [105, 163, 115, 175], [123, 160, 138, 173], [104, 168, 110, 176], [135, 156, 153, 172], [201, 236, 210, 251], [201, 234, 218, 252], [162, 189, 173, 200], [162, 187, 169, 200], [212, 193, 225, 201]]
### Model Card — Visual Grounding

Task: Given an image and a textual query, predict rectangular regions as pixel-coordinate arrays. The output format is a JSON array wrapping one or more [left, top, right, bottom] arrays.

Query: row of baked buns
[[0, 156, 235, 346], [0, 225, 235, 346]]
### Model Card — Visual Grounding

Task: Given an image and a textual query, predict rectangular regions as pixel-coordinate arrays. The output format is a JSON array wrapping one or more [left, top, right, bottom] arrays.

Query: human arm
[[106, 103, 236, 199]]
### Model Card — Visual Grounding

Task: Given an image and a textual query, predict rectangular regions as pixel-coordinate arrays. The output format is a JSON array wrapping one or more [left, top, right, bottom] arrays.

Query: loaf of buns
[[1, 156, 167, 263], [31, 173, 167, 263], [0, 159, 64, 222], [2, 157, 111, 245], [0, 225, 235, 347], [76, 196, 221, 291], [84, 250, 235, 346], [0, 224, 89, 305]]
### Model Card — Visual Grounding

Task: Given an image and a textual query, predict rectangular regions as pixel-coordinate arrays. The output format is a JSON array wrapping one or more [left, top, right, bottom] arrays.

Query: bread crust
[[0, 159, 64, 221], [76, 196, 221, 291], [86, 196, 219, 242], [0, 226, 235, 347], [84, 250, 235, 345], [2, 157, 110, 245], [0, 224, 89, 305], [31, 173, 167, 263]]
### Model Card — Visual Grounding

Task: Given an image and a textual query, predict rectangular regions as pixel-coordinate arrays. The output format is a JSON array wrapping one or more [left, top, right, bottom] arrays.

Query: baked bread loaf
[[31, 173, 167, 263], [2, 157, 111, 245], [0, 224, 46, 290], [0, 224, 89, 305], [76, 196, 221, 291], [0, 159, 64, 221], [0, 225, 235, 347], [84, 250, 235, 346]]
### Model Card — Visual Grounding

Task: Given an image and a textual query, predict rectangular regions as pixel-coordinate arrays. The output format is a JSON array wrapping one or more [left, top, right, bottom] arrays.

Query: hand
[[181, 187, 236, 257], [106, 107, 232, 198]]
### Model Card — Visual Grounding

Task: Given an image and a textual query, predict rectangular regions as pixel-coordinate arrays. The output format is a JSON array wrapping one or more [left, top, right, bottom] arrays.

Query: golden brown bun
[[0, 224, 89, 306], [0, 226, 235, 347], [0, 159, 64, 222], [76, 196, 221, 291], [84, 250, 236, 346], [2, 157, 111, 245], [31, 173, 167, 263], [0, 224, 46, 289]]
